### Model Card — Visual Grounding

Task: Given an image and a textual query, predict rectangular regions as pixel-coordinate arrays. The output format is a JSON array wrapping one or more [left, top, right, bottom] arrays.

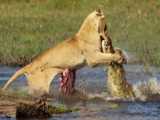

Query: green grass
[[0, 0, 160, 66]]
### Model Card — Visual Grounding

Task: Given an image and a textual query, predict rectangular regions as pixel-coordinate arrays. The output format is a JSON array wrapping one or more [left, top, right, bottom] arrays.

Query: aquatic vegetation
[[48, 105, 79, 114]]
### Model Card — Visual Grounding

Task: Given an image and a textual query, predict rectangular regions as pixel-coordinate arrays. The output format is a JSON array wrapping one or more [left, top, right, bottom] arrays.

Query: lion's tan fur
[[3, 10, 123, 94]]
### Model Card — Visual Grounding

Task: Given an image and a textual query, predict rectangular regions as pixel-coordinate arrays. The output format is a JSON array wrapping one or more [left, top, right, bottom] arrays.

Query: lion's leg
[[87, 52, 122, 66], [25, 68, 61, 95]]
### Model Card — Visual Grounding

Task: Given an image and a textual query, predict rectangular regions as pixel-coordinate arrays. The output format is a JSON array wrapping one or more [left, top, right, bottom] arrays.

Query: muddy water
[[0, 64, 160, 120]]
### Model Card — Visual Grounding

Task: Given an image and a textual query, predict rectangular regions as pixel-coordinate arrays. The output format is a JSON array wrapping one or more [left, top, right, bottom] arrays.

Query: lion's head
[[77, 9, 107, 40]]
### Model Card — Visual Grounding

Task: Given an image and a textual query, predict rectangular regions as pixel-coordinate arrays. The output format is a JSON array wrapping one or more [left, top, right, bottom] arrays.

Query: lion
[[2, 9, 124, 95]]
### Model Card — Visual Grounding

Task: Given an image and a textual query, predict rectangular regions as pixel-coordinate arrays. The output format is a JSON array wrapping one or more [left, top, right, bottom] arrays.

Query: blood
[[59, 69, 76, 95]]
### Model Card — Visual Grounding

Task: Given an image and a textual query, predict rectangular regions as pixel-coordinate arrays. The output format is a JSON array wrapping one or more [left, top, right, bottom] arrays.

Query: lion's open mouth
[[99, 24, 108, 52]]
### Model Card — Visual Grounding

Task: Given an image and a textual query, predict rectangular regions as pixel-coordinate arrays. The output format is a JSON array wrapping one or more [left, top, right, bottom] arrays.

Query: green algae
[[48, 105, 79, 114]]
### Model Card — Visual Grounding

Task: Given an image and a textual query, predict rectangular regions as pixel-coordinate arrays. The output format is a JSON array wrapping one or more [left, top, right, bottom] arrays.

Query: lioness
[[2, 9, 124, 94]]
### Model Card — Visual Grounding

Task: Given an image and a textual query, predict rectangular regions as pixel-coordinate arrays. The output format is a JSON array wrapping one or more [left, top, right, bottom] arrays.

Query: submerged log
[[102, 34, 135, 99]]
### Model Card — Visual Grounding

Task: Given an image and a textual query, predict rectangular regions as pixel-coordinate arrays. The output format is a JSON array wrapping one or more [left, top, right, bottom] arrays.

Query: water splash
[[133, 78, 160, 101]]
